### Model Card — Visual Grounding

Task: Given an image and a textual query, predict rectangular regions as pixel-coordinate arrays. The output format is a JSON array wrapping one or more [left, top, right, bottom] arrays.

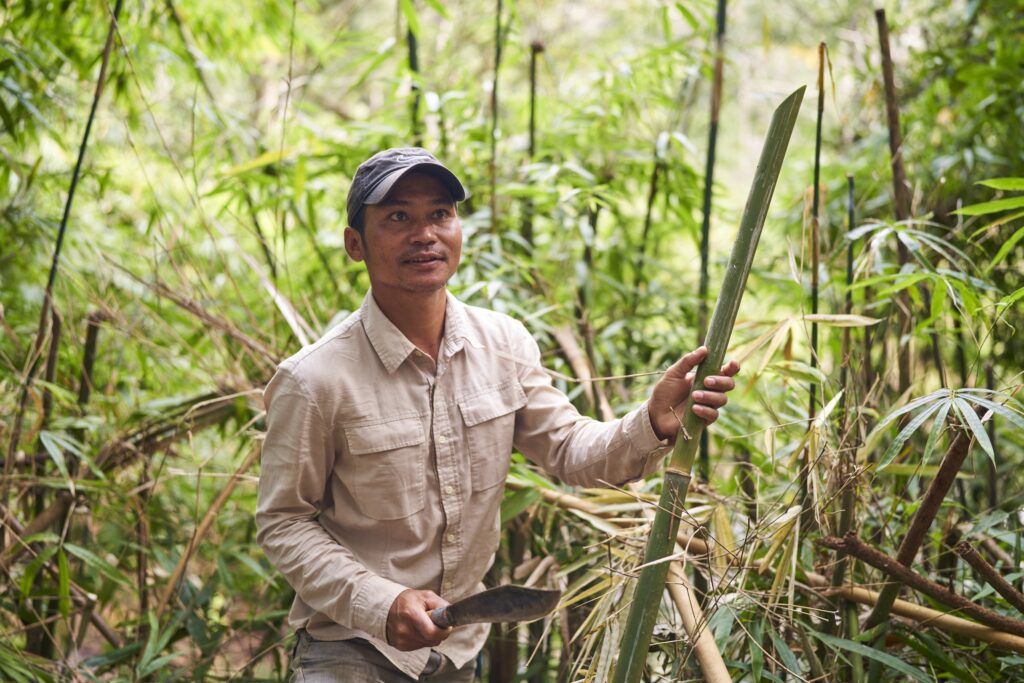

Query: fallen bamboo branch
[[956, 541, 1024, 615], [505, 480, 710, 556], [829, 585, 1024, 655], [154, 442, 261, 617], [820, 533, 1024, 638], [667, 562, 730, 683]]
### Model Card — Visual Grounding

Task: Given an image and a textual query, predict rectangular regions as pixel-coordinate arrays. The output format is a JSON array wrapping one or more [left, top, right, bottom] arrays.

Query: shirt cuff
[[349, 575, 409, 642], [631, 402, 672, 451]]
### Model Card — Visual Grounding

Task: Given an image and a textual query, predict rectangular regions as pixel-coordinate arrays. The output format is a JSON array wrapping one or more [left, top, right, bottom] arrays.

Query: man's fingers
[[701, 374, 736, 392], [691, 404, 719, 424], [691, 390, 729, 409], [667, 346, 708, 378]]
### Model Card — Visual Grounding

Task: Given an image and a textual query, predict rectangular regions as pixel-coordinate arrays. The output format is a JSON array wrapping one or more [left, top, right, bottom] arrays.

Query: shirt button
[[438, 435, 447, 444], [446, 534, 456, 543], [443, 485, 454, 495]]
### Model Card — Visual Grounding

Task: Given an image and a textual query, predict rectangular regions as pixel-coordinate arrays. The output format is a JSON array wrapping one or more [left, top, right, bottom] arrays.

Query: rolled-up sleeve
[[256, 366, 406, 641], [509, 323, 670, 486]]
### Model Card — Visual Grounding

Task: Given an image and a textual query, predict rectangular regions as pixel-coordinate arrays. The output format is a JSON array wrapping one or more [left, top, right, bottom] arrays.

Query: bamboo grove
[[1, 1, 1023, 681]]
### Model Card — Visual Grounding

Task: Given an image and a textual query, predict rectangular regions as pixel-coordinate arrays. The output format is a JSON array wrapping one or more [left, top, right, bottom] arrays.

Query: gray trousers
[[289, 631, 476, 683]]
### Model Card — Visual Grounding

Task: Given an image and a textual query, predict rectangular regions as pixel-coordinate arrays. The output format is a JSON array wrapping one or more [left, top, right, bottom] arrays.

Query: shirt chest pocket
[[458, 381, 527, 492], [341, 415, 426, 520]]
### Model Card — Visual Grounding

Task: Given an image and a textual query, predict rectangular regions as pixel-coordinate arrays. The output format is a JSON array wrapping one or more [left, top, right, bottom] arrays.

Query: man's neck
[[371, 287, 448, 361]]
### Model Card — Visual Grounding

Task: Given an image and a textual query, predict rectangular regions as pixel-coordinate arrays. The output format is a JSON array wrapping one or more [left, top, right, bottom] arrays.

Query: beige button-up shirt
[[256, 291, 669, 678]]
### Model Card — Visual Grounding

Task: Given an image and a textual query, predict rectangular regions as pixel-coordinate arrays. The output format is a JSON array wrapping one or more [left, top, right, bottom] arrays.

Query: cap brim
[[364, 163, 469, 205]]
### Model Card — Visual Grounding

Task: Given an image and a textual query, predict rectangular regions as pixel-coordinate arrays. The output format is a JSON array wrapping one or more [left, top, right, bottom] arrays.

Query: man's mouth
[[403, 253, 445, 264]]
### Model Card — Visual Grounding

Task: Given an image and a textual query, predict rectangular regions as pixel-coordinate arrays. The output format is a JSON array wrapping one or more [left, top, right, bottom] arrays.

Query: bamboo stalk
[[667, 563, 730, 683], [3, 0, 124, 547], [956, 541, 1024, 615], [696, 0, 728, 484], [407, 27, 422, 146], [523, 41, 544, 247], [875, 9, 914, 399], [488, 0, 503, 232], [612, 86, 805, 683], [985, 363, 998, 508], [864, 415, 977, 629], [821, 533, 1024, 638]]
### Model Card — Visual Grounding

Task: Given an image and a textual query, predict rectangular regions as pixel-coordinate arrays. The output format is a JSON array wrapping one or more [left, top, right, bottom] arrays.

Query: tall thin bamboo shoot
[[612, 86, 805, 683]]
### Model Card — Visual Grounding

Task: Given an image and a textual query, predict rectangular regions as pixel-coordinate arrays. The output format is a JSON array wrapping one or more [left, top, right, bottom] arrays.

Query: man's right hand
[[385, 588, 453, 651]]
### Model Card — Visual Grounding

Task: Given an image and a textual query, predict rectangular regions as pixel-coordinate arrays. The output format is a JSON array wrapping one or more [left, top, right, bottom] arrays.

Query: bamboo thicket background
[[1, 0, 1023, 680]]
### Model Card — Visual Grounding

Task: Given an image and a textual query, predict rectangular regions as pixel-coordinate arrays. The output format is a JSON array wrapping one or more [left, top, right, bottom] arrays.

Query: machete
[[429, 585, 561, 628]]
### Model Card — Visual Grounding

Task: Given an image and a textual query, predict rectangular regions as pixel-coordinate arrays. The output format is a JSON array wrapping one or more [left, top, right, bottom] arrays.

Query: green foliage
[[1, 0, 1022, 681]]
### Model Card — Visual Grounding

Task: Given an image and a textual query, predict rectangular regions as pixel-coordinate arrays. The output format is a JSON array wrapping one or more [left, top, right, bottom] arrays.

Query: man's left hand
[[648, 346, 740, 443]]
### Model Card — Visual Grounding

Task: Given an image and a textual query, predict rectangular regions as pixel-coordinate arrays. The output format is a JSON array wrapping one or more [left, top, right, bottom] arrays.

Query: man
[[256, 148, 739, 682]]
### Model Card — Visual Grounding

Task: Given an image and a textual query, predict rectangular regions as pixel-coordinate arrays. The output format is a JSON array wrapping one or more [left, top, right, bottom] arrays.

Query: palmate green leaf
[[809, 631, 931, 682], [877, 400, 945, 472], [923, 400, 953, 464], [958, 394, 1024, 432], [953, 397, 994, 462], [977, 177, 1024, 191], [876, 389, 948, 431]]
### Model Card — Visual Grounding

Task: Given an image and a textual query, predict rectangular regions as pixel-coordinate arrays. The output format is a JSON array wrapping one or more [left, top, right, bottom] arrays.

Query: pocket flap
[[345, 415, 425, 455], [458, 381, 527, 427]]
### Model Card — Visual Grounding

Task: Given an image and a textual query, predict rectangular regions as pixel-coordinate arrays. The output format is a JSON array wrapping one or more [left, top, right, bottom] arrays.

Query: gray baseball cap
[[346, 147, 469, 227]]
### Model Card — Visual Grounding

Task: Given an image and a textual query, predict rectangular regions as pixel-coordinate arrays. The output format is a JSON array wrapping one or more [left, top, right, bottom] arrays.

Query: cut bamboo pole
[[667, 563, 730, 683], [612, 86, 805, 683], [696, 0, 728, 484]]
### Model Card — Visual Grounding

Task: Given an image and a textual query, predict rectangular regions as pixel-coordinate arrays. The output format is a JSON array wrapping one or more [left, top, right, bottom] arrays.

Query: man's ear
[[344, 226, 365, 262]]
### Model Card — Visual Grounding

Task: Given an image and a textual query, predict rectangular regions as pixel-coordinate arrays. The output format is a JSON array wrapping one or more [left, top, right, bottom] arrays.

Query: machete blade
[[430, 585, 561, 628]]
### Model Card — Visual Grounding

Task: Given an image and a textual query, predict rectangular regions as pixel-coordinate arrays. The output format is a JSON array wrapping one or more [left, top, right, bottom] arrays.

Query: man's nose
[[409, 217, 438, 243]]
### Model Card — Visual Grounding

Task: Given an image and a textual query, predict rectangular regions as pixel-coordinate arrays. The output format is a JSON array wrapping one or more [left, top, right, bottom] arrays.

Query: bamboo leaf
[[976, 177, 1024, 191], [953, 195, 1024, 216], [923, 399, 953, 464], [877, 401, 944, 472], [987, 225, 1024, 273], [802, 313, 881, 327], [953, 397, 994, 462], [57, 548, 71, 619], [809, 632, 932, 682]]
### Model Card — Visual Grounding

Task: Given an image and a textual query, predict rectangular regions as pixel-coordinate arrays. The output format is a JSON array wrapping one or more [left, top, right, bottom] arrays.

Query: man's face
[[344, 172, 462, 298]]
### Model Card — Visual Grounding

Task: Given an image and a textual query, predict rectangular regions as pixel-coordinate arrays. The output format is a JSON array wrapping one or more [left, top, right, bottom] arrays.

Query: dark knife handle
[[430, 606, 454, 628]]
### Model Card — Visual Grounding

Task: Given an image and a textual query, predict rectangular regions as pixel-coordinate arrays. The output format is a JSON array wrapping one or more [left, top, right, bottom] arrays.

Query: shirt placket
[[431, 352, 462, 598]]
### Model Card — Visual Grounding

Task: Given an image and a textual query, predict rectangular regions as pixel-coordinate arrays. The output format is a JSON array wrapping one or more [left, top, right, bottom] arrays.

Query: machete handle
[[429, 606, 454, 628]]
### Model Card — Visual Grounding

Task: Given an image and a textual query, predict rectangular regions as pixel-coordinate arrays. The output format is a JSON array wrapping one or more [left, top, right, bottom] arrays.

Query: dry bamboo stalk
[[830, 585, 1024, 654], [956, 541, 1024, 615], [821, 533, 1024, 638], [154, 443, 261, 616], [505, 481, 709, 555], [667, 562, 730, 683], [865, 417, 977, 628]]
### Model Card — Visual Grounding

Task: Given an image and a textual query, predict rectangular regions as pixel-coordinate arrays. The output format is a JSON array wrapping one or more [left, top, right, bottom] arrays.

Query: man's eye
[[432, 209, 451, 220], [388, 211, 408, 221]]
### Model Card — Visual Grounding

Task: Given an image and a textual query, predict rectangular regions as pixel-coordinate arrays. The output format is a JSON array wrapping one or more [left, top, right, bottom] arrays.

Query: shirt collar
[[360, 290, 481, 374]]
